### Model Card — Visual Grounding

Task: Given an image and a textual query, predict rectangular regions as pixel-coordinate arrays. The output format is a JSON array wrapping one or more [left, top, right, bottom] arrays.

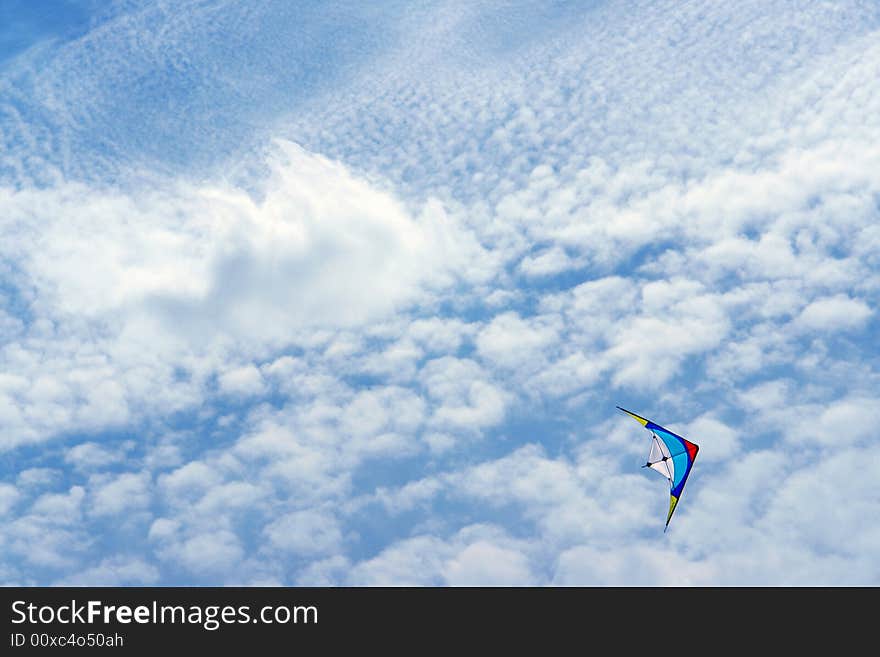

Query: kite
[[617, 406, 699, 531]]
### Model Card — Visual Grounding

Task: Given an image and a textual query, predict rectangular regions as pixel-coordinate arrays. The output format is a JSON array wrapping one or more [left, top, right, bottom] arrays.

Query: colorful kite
[[617, 406, 699, 531]]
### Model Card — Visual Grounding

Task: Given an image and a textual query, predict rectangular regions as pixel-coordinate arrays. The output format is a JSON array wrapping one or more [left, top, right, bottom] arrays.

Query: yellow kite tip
[[616, 405, 649, 427]]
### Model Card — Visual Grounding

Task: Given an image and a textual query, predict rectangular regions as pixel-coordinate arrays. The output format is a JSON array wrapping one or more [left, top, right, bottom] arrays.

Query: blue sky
[[1, 0, 878, 585]]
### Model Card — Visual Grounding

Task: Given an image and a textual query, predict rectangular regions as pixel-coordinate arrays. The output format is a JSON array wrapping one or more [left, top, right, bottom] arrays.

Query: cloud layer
[[1, 0, 878, 585]]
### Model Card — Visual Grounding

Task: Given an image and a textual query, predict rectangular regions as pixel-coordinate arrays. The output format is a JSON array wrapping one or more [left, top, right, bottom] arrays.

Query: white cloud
[[263, 510, 343, 557], [192, 481, 266, 516], [444, 541, 535, 586], [0, 140, 485, 448], [347, 535, 448, 586], [16, 468, 59, 489], [47, 146, 407, 335], [604, 286, 731, 389], [218, 365, 267, 397], [341, 387, 425, 440], [159, 461, 223, 504], [683, 416, 740, 463], [788, 396, 880, 447], [31, 485, 85, 520], [421, 357, 509, 431], [64, 441, 124, 472], [759, 447, 880, 558], [374, 476, 445, 514], [347, 525, 536, 586], [1, 0, 879, 586], [518, 246, 582, 277], [554, 544, 715, 586], [295, 556, 352, 586], [476, 312, 559, 371], [88, 472, 151, 518], [794, 294, 872, 332], [3, 486, 90, 570], [54, 557, 159, 586], [0, 483, 20, 515], [153, 528, 244, 578]]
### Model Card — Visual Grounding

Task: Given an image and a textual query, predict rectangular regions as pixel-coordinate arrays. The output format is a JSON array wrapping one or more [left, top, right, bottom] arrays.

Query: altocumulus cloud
[[0, 0, 878, 585], [0, 140, 482, 450]]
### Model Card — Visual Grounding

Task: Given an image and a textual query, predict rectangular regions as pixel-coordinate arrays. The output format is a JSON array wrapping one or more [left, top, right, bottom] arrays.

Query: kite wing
[[617, 406, 699, 531]]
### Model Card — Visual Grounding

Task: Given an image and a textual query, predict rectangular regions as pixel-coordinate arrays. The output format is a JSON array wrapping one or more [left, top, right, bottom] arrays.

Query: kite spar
[[617, 406, 699, 531]]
